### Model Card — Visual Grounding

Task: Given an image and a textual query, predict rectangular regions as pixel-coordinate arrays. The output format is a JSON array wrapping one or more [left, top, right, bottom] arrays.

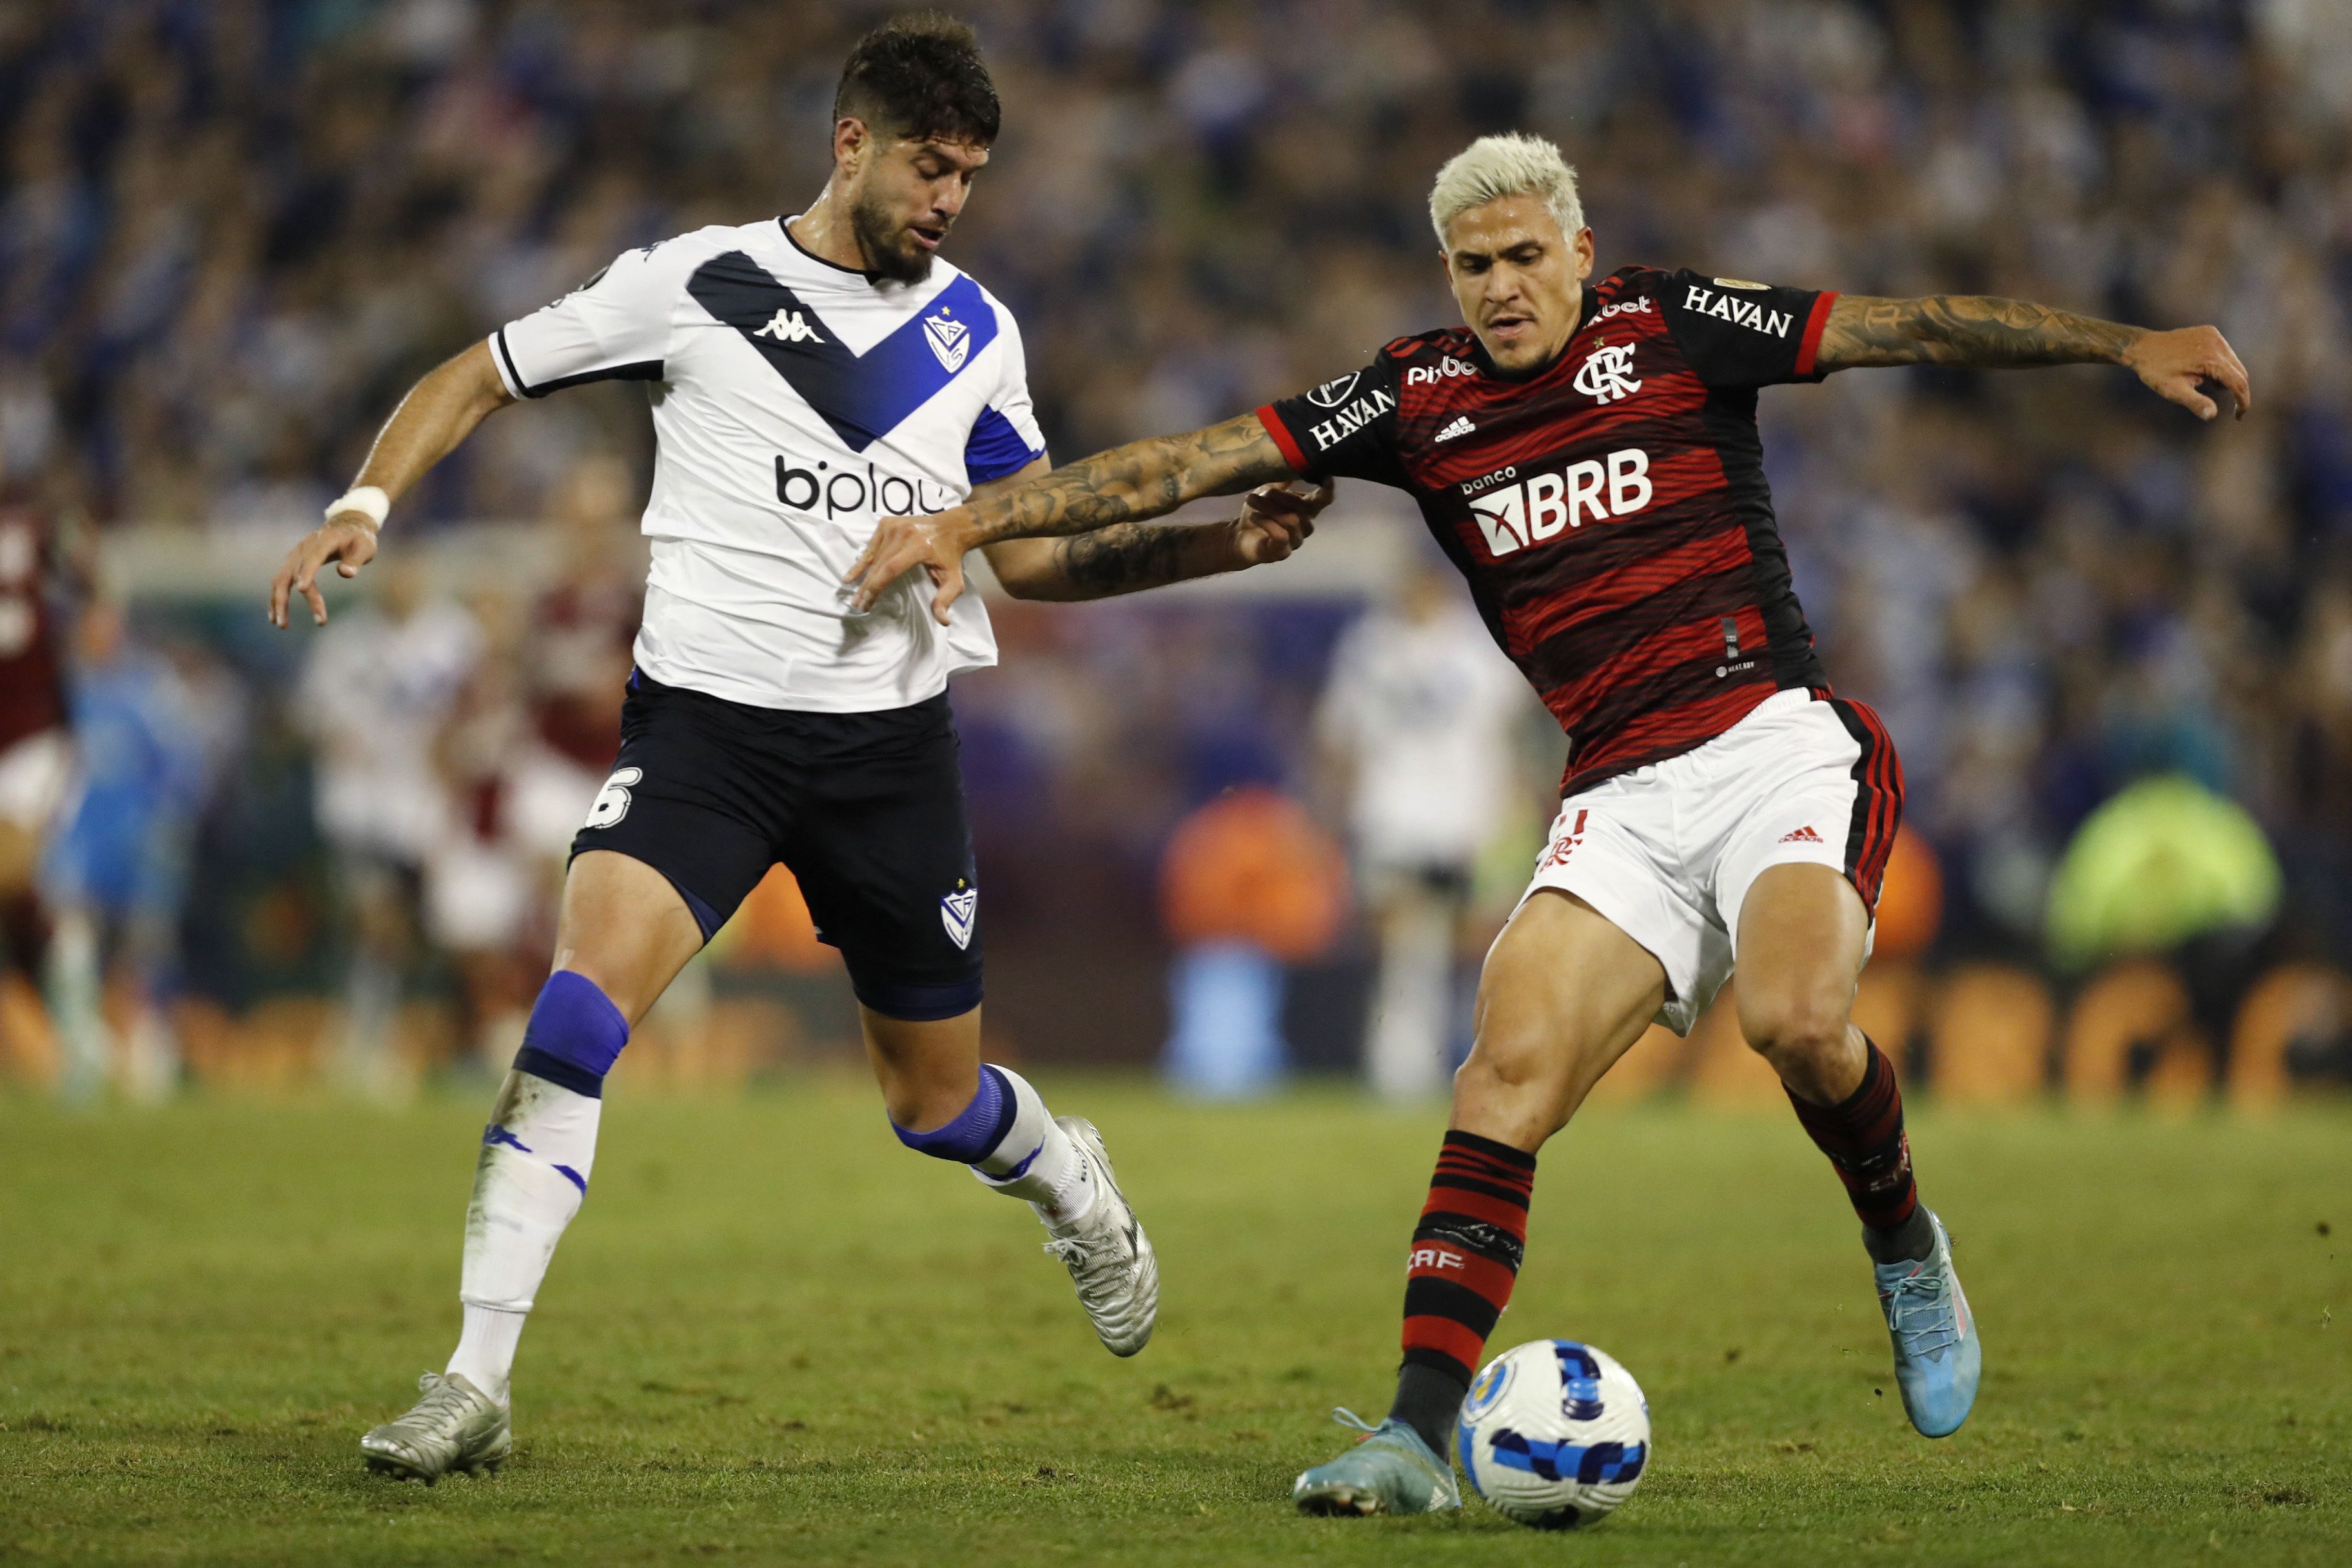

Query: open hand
[[2124, 325, 2252, 422], [845, 507, 978, 625], [268, 516, 380, 628], [1228, 480, 1334, 567]]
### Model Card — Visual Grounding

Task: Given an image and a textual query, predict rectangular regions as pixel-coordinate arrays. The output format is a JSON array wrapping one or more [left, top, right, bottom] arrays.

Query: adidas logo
[[1778, 825, 1823, 844], [1435, 415, 1475, 442]]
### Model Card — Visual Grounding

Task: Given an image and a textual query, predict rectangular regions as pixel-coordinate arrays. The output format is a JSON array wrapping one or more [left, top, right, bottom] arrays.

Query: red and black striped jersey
[[0, 495, 66, 750], [1257, 264, 1838, 797]]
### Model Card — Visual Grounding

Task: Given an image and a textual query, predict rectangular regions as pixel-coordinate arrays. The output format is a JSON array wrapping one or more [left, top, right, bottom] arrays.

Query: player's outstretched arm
[[1816, 295, 2251, 422], [266, 340, 514, 628], [847, 413, 1297, 622], [984, 480, 1333, 602]]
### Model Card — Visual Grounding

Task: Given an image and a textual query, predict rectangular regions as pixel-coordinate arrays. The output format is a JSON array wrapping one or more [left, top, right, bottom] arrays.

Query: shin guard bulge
[[1784, 1037, 1919, 1232], [449, 971, 626, 1397], [1391, 1130, 1536, 1451]]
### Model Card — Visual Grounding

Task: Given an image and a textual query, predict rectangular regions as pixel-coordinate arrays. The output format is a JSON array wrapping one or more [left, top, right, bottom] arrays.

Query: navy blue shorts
[[573, 672, 981, 1021]]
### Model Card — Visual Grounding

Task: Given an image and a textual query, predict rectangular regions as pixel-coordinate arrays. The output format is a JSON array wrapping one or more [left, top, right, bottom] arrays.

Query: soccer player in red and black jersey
[[850, 131, 2251, 1514]]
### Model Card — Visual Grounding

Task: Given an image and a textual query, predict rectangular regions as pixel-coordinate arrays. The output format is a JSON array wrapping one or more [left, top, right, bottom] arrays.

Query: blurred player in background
[[0, 452, 79, 1088], [1316, 552, 1532, 1099], [266, 13, 1324, 1483], [295, 554, 482, 1099], [41, 596, 210, 1103], [850, 130, 2252, 1514]]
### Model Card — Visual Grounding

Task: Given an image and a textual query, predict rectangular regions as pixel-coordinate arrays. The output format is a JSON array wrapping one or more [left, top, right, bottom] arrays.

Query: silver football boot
[[360, 1371, 512, 1482], [1041, 1116, 1159, 1357]]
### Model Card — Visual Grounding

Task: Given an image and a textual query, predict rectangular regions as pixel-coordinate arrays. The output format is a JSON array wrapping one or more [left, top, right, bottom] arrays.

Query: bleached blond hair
[[1428, 132, 1584, 248]]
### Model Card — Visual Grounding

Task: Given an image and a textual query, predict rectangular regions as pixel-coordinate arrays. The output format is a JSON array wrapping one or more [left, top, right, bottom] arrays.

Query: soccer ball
[[1455, 1339, 1651, 1529]]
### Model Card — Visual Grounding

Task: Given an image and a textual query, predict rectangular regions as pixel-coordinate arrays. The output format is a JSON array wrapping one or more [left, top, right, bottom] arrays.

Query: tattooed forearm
[[961, 414, 1294, 545], [1817, 294, 2146, 371], [1054, 525, 1198, 594]]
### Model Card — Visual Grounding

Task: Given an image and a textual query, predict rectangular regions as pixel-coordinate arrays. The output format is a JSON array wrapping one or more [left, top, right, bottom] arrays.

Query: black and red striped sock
[[1785, 1038, 1930, 1260], [1387, 1129, 1536, 1455]]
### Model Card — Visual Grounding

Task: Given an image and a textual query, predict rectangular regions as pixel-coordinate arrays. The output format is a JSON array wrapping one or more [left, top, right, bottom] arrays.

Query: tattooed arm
[[1817, 294, 2251, 421], [848, 413, 1300, 620], [982, 478, 1333, 602]]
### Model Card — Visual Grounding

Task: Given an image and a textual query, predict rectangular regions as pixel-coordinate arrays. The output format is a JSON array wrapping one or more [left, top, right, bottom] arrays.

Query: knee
[[1453, 1033, 1574, 1147], [1738, 984, 1852, 1073]]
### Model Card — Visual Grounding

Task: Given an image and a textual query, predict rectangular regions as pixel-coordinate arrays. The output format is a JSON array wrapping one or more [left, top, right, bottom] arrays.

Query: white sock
[[969, 1066, 1099, 1226], [446, 1305, 526, 1405], [447, 1072, 602, 1403]]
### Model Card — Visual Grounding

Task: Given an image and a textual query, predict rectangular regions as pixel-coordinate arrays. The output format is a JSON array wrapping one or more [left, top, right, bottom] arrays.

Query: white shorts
[[1520, 689, 1903, 1035], [0, 728, 74, 834]]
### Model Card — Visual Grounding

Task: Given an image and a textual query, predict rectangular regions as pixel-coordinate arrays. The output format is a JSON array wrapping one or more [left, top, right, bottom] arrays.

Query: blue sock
[[513, 971, 630, 1098], [892, 1063, 1017, 1163], [892, 1065, 1097, 1224]]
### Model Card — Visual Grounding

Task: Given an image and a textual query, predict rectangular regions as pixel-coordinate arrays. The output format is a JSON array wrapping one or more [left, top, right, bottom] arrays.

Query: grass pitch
[[3, 1077, 2347, 1566]]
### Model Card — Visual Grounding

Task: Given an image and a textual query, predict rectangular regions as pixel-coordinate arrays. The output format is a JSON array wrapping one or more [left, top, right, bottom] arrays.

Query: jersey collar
[[779, 215, 883, 283]]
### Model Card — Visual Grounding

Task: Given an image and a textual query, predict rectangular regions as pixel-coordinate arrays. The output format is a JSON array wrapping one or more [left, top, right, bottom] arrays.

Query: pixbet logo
[[1592, 295, 1653, 323], [1406, 355, 1477, 387], [775, 453, 961, 521], [1573, 342, 1643, 403], [1467, 447, 1652, 557]]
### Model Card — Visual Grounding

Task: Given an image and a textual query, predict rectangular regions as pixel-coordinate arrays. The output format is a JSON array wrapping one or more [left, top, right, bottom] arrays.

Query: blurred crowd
[[3, 0, 2350, 1085]]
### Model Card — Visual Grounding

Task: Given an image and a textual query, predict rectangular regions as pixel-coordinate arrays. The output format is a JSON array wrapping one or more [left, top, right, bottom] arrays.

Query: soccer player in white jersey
[[266, 13, 1328, 1483]]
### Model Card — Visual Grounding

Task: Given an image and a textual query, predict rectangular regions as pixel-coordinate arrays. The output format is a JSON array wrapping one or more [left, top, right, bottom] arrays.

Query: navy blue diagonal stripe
[[686, 251, 997, 451]]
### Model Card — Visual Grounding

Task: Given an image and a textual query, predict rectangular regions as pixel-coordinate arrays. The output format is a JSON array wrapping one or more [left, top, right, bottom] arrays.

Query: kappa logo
[[1572, 342, 1643, 403], [1435, 415, 1475, 442], [922, 308, 969, 372], [1778, 825, 1824, 844], [940, 885, 978, 950], [752, 308, 824, 344]]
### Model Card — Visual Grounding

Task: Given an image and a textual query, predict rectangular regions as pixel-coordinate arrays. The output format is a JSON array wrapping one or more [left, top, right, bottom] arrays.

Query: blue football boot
[[1293, 1410, 1461, 1516], [1875, 1210, 1981, 1438]]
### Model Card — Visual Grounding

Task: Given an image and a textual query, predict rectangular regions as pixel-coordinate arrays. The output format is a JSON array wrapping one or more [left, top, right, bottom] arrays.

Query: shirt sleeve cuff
[[1255, 405, 1309, 473], [489, 329, 532, 398], [1794, 291, 1838, 378]]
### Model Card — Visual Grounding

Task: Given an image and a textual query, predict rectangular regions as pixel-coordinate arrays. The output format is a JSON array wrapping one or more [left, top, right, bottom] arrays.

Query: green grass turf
[[2, 1076, 2346, 1566]]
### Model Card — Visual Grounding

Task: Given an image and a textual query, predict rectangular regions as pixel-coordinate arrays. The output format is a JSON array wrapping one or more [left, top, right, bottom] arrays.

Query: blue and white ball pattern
[[1456, 1340, 1651, 1529]]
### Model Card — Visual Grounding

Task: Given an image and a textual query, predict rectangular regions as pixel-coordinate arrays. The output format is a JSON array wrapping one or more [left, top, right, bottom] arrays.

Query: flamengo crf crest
[[1574, 343, 1642, 403], [923, 309, 969, 372], [940, 887, 978, 949]]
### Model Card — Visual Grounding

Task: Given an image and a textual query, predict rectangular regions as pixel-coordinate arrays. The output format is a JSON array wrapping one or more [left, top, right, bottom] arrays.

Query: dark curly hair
[[834, 12, 1001, 146]]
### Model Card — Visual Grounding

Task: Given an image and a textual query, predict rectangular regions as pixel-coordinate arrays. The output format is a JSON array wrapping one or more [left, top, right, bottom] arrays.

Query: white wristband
[[325, 485, 389, 530]]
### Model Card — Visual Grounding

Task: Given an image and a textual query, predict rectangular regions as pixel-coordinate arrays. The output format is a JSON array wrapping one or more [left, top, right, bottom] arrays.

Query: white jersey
[[1317, 602, 1533, 869], [489, 217, 1046, 712]]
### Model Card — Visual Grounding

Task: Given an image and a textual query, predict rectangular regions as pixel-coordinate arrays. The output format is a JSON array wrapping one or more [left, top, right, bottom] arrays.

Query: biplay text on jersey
[[491, 219, 1045, 714], [1258, 266, 1838, 796]]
